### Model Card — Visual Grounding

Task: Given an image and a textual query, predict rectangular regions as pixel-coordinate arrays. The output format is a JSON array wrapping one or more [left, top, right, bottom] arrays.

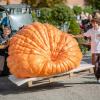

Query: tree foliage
[[69, 19, 81, 35], [38, 8, 52, 23], [51, 4, 74, 26], [22, 0, 66, 8], [45, 0, 66, 7], [86, 0, 100, 9], [83, 6, 93, 14], [95, 0, 100, 9], [73, 6, 82, 15]]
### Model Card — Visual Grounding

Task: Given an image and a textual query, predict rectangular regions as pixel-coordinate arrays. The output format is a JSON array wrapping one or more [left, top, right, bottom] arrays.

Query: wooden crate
[[8, 64, 95, 87]]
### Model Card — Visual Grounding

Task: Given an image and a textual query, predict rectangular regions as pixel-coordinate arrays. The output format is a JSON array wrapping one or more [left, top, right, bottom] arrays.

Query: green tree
[[31, 11, 37, 21], [22, 0, 40, 8], [45, 0, 66, 7], [83, 6, 93, 14], [86, 0, 100, 9], [73, 6, 82, 15], [95, 0, 100, 9], [38, 8, 52, 23], [51, 4, 74, 26], [22, 0, 66, 8], [36, 0, 66, 8], [69, 19, 81, 35]]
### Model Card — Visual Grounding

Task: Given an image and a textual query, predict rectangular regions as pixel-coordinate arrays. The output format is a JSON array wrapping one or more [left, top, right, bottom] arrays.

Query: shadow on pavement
[[0, 75, 98, 95], [0, 77, 72, 95]]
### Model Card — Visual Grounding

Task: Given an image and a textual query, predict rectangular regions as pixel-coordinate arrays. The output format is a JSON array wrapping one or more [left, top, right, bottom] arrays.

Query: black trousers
[[93, 54, 100, 80], [0, 47, 10, 76], [1, 55, 10, 76]]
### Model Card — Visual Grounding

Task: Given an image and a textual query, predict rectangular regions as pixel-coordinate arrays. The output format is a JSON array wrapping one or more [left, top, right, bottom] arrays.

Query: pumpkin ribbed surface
[[7, 22, 82, 78]]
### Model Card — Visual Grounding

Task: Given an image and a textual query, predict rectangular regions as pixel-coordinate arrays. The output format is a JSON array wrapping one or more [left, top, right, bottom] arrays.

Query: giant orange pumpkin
[[7, 22, 82, 78]]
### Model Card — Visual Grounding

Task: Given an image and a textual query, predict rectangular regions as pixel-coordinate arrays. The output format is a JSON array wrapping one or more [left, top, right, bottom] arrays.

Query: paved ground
[[0, 54, 100, 100], [0, 74, 100, 100]]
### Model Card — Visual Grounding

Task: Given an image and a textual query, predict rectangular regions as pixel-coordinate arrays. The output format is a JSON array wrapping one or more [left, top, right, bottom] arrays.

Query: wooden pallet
[[8, 64, 95, 87]]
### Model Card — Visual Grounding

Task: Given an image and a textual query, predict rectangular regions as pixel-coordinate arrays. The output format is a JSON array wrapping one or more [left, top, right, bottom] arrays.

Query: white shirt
[[84, 27, 100, 53]]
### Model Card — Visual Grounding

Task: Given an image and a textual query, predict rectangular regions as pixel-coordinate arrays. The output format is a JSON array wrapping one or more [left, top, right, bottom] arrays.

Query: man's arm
[[71, 33, 91, 46], [70, 34, 84, 38]]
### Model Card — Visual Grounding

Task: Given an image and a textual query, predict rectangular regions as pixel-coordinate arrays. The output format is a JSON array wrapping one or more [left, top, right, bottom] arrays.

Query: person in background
[[1, 16, 10, 28], [0, 13, 3, 35], [0, 13, 3, 23], [93, 10, 100, 19], [0, 26, 11, 44], [80, 12, 86, 32], [0, 25, 11, 76]]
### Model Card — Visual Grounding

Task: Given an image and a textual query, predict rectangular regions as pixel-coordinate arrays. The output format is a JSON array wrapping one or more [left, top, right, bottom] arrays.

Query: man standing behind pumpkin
[[74, 18, 100, 83]]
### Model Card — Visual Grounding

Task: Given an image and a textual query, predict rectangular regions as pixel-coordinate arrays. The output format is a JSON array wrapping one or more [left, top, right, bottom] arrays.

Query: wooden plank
[[8, 64, 95, 87], [28, 81, 33, 87], [88, 67, 94, 73]]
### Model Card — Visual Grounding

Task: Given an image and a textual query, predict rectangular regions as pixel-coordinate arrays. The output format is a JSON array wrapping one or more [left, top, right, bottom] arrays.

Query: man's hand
[[0, 44, 7, 49]]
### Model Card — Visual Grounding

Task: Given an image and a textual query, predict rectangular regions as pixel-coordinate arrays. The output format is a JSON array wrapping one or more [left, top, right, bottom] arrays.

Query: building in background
[[0, 0, 87, 8], [0, 0, 22, 5], [0, 0, 7, 5], [7, 0, 22, 4], [66, 0, 86, 8]]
